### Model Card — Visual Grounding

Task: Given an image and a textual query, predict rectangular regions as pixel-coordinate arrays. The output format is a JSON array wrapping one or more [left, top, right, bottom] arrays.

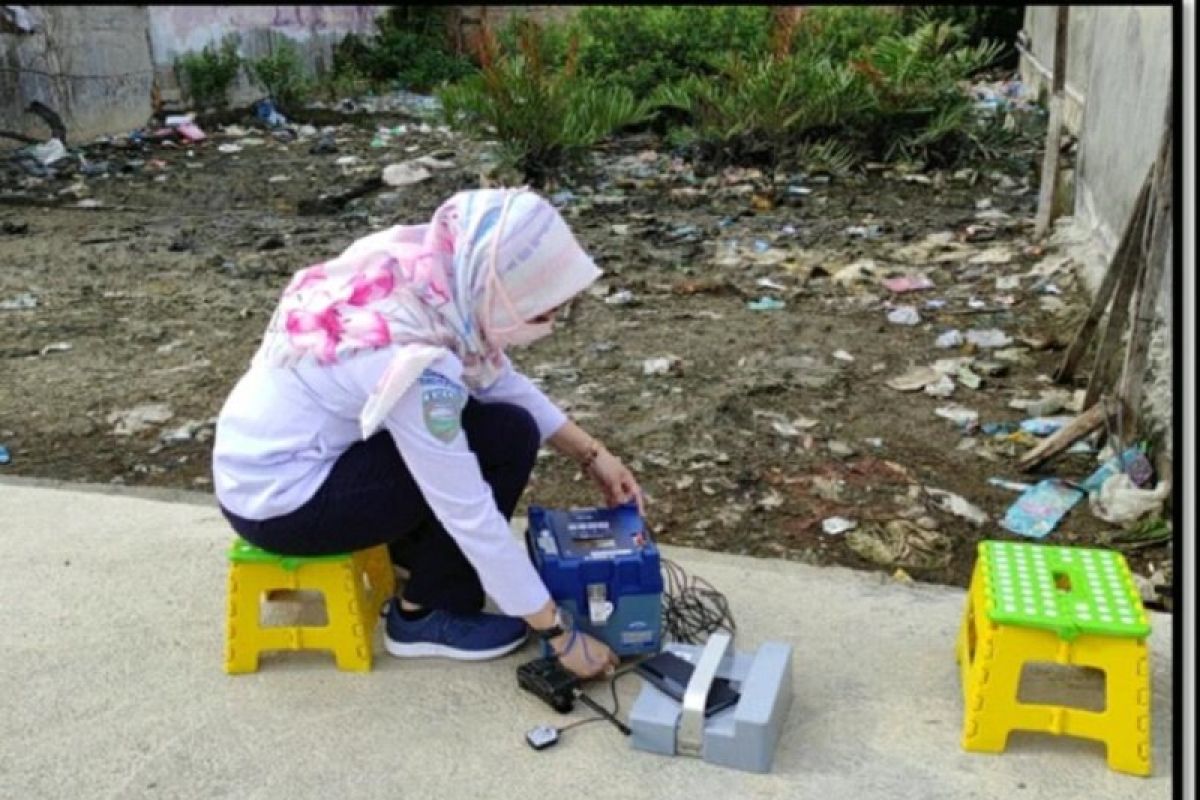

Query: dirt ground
[[0, 103, 1172, 604]]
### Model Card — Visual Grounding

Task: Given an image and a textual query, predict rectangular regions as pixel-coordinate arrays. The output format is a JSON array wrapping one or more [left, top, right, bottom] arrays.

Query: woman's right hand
[[551, 629, 618, 679]]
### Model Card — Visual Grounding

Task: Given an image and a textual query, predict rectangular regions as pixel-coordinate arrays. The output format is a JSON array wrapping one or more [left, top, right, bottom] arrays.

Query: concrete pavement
[[0, 480, 1175, 799]]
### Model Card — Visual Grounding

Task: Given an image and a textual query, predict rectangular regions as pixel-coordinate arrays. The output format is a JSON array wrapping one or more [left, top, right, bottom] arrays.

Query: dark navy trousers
[[221, 400, 540, 614]]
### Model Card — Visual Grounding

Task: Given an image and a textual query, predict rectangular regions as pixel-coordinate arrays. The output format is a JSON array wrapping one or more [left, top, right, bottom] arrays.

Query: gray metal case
[[628, 634, 793, 773]]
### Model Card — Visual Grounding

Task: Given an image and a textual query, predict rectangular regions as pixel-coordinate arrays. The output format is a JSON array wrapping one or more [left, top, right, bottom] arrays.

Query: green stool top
[[227, 537, 351, 572], [981, 540, 1151, 641]]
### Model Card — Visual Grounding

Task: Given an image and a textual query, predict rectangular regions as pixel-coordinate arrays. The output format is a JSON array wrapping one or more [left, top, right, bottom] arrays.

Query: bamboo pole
[[1117, 94, 1174, 435], [1034, 6, 1070, 240], [1054, 174, 1153, 383]]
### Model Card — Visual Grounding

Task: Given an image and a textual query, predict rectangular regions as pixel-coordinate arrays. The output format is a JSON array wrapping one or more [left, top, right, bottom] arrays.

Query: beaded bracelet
[[579, 442, 604, 473]]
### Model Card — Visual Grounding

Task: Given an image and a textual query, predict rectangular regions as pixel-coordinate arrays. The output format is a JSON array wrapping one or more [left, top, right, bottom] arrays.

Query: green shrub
[[790, 6, 904, 62], [853, 20, 1005, 163], [653, 16, 1007, 170], [572, 6, 771, 98], [175, 39, 242, 110], [901, 5, 1024, 57], [249, 39, 311, 111], [334, 7, 473, 93], [652, 52, 871, 167], [438, 20, 653, 183]]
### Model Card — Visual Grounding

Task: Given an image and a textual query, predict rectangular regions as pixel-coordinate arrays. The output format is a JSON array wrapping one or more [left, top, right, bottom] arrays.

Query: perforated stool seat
[[956, 541, 1152, 776], [224, 538, 395, 673]]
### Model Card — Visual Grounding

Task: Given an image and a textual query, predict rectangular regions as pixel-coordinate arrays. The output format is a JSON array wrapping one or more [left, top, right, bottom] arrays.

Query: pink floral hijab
[[253, 188, 601, 437]]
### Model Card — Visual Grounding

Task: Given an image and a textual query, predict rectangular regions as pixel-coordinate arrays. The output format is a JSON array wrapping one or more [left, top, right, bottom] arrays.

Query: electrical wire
[[556, 660, 641, 736], [660, 557, 736, 645]]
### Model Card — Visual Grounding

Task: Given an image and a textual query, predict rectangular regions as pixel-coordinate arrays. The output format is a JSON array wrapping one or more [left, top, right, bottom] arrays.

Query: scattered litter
[[969, 247, 1015, 265], [822, 517, 857, 536], [965, 328, 1012, 348], [827, 440, 856, 458], [926, 488, 989, 527], [642, 356, 681, 376], [1079, 446, 1154, 494], [76, 199, 103, 209], [845, 224, 883, 239], [1020, 416, 1073, 436], [1002, 479, 1084, 538], [0, 292, 38, 311], [268, 175, 291, 183], [218, 143, 243, 154], [30, 138, 67, 166], [756, 277, 787, 291], [955, 366, 983, 390], [382, 162, 432, 187], [1090, 475, 1170, 525], [887, 366, 941, 392], [107, 403, 173, 436], [747, 297, 786, 311], [1026, 391, 1071, 416], [993, 347, 1031, 363], [832, 350, 854, 363], [174, 122, 207, 142], [935, 405, 979, 429], [883, 275, 935, 293], [831, 259, 878, 287], [887, 306, 921, 326], [935, 329, 964, 349], [847, 521, 952, 570], [923, 374, 956, 398], [39, 341, 71, 356], [932, 357, 973, 376], [413, 154, 455, 171], [0, 445, 9, 465], [974, 360, 1008, 377], [925, 299, 948, 310], [252, 99, 288, 128], [309, 132, 338, 155], [335, 155, 360, 167], [988, 477, 1035, 493]]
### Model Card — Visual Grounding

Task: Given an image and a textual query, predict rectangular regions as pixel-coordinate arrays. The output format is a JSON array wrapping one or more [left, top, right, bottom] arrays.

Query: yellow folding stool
[[957, 541, 1152, 776]]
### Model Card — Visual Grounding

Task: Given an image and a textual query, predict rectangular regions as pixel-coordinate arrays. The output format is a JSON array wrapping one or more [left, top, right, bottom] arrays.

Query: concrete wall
[[1021, 6, 1175, 447], [1, 5, 155, 145], [146, 6, 388, 106]]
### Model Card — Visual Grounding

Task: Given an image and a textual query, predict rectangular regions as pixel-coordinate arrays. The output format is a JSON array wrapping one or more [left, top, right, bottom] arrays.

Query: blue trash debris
[[253, 99, 289, 128], [747, 297, 786, 312], [0, 445, 10, 465], [1079, 446, 1151, 494], [1001, 479, 1085, 539], [1020, 416, 1075, 436]]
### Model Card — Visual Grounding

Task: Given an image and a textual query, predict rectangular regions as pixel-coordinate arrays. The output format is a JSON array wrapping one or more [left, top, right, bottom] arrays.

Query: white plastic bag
[[1089, 474, 1170, 524]]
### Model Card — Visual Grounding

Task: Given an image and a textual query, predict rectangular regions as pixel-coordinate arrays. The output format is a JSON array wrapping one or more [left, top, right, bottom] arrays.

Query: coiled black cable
[[660, 557, 736, 644]]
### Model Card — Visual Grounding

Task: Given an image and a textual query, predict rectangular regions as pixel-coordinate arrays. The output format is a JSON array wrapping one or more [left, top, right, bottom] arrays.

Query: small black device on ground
[[635, 650, 741, 717], [517, 656, 578, 714]]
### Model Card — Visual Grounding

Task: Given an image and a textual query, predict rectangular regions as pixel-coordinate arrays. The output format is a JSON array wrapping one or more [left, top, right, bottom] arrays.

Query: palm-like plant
[[438, 20, 653, 183]]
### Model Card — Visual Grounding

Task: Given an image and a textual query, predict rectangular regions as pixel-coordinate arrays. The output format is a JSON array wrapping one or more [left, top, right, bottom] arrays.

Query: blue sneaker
[[383, 602, 528, 661]]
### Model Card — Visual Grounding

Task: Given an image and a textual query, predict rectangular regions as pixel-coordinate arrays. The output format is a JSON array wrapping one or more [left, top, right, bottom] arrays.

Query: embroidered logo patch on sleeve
[[419, 371, 467, 443]]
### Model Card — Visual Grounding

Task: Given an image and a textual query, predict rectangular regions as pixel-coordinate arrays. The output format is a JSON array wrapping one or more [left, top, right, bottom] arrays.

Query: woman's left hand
[[587, 448, 644, 513]]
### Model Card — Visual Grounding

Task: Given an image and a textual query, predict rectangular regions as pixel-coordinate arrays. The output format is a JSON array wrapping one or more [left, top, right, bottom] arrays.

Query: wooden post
[[1017, 401, 1114, 472], [1117, 94, 1174, 435], [1083, 188, 1153, 409], [1054, 173, 1153, 383], [1034, 7, 1070, 240]]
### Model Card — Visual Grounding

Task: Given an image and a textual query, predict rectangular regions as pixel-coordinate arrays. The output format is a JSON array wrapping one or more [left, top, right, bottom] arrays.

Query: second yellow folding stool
[[957, 540, 1153, 776]]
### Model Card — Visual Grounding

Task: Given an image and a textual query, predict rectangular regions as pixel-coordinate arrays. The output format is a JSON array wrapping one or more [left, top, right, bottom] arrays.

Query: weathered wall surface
[[146, 6, 388, 105], [1021, 6, 1175, 447], [1, 5, 155, 145]]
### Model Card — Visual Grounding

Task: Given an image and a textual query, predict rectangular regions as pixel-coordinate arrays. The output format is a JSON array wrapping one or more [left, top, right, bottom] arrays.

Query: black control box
[[517, 657, 579, 714]]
